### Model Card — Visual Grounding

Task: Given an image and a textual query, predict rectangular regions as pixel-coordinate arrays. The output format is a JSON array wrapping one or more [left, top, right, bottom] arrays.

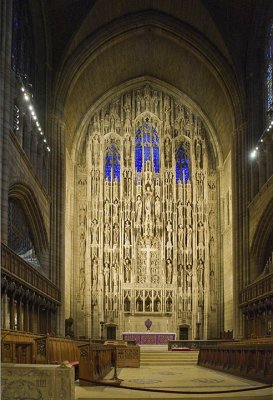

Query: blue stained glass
[[144, 146, 151, 162], [135, 125, 160, 173], [153, 146, 160, 173], [114, 163, 120, 181], [176, 147, 190, 183], [266, 22, 273, 114], [105, 157, 112, 181], [135, 145, 142, 172], [267, 64, 273, 109], [104, 144, 120, 182]]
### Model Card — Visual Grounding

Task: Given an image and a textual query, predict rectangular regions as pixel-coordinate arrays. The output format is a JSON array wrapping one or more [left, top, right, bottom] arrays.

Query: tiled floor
[[75, 364, 273, 400]]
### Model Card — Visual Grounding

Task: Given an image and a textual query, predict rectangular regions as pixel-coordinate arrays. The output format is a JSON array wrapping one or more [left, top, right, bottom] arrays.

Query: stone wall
[[1, 363, 74, 400]]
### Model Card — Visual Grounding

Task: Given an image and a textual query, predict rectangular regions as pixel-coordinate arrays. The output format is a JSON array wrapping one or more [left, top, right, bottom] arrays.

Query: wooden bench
[[198, 342, 273, 383]]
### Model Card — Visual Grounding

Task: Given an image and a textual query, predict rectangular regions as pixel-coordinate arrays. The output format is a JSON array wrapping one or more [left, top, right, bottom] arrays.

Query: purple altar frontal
[[122, 332, 176, 345]]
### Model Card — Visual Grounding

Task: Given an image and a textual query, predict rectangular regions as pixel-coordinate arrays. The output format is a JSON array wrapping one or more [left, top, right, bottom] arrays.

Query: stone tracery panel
[[75, 84, 219, 339]]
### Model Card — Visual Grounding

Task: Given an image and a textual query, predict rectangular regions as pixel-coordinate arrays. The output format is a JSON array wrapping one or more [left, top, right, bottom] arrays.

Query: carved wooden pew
[[35, 335, 88, 379], [1, 329, 38, 364], [1, 329, 88, 380], [78, 343, 114, 385], [35, 336, 86, 364], [104, 340, 140, 368], [198, 342, 273, 383]]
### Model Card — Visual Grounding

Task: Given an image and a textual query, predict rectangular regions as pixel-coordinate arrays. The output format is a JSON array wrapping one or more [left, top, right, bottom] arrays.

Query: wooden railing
[[198, 342, 273, 383], [239, 272, 273, 306], [1, 243, 60, 303]]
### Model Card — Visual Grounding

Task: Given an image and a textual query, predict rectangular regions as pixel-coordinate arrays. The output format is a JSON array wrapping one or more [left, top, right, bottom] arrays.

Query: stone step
[[140, 345, 168, 352], [140, 350, 199, 366], [140, 361, 197, 366]]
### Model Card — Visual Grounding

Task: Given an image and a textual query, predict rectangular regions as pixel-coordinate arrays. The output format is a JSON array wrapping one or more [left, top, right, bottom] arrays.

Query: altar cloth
[[122, 332, 176, 345]]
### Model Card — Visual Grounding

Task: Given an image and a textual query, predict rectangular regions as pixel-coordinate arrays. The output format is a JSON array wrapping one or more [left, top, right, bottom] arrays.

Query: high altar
[[122, 332, 176, 345]]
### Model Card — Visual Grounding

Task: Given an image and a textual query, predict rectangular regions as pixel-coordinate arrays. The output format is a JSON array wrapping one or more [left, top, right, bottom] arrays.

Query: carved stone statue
[[164, 137, 172, 168], [154, 196, 160, 220], [104, 263, 110, 287], [113, 223, 119, 245], [124, 136, 131, 165], [166, 259, 173, 284], [91, 219, 98, 244], [124, 258, 131, 283], [104, 223, 111, 245], [92, 258, 98, 286], [197, 258, 204, 286]]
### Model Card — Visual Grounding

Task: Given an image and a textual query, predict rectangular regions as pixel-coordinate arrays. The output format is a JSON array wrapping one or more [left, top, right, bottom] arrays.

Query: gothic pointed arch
[[8, 183, 49, 274], [250, 199, 273, 280]]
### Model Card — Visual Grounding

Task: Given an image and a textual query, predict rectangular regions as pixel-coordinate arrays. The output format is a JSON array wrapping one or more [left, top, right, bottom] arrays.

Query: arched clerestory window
[[11, 0, 34, 88], [8, 198, 41, 268], [104, 143, 120, 182], [135, 124, 160, 173], [175, 146, 190, 183], [265, 21, 273, 121]]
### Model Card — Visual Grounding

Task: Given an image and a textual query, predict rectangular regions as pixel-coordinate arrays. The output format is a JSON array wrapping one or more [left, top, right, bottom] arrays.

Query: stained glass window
[[105, 144, 120, 182], [8, 198, 41, 268], [11, 0, 34, 87], [135, 124, 160, 173], [176, 146, 190, 183], [266, 22, 273, 116]]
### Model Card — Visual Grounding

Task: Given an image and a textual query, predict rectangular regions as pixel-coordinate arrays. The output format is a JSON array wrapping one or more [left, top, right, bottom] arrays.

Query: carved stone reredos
[[74, 82, 219, 339], [84, 84, 209, 146]]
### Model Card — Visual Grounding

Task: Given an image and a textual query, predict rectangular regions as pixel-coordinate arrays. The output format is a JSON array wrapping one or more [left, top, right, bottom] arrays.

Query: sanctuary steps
[[140, 345, 199, 366]]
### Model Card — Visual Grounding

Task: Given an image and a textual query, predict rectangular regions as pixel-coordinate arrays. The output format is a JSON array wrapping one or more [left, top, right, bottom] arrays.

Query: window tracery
[[8, 198, 41, 269], [135, 124, 160, 173], [175, 146, 190, 183], [104, 143, 120, 182]]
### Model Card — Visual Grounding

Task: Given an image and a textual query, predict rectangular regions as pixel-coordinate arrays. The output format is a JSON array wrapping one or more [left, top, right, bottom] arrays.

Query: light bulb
[[250, 150, 257, 159]]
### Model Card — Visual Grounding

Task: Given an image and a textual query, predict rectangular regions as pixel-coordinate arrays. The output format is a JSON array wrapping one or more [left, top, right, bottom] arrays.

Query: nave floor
[[76, 363, 272, 400]]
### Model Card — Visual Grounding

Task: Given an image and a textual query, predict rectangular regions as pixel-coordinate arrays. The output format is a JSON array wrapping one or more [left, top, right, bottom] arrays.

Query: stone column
[[24, 300, 29, 332], [2, 290, 8, 328], [37, 303, 40, 333], [232, 122, 248, 338], [49, 113, 66, 336], [265, 135, 273, 181], [0, 0, 13, 243], [46, 306, 49, 334], [30, 130, 38, 171], [29, 299, 35, 332], [10, 293, 15, 330], [17, 297, 22, 331]]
